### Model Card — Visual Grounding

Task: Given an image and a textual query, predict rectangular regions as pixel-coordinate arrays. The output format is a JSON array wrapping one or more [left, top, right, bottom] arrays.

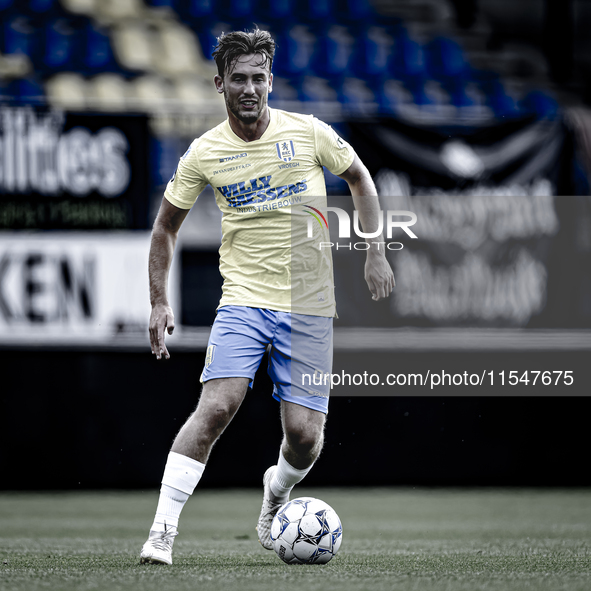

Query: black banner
[[337, 115, 591, 328], [0, 107, 149, 229]]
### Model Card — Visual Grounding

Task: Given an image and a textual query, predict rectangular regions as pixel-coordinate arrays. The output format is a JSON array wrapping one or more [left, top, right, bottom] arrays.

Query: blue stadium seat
[[274, 25, 317, 77], [43, 18, 78, 71], [376, 79, 410, 114], [0, 77, 11, 102], [294, 0, 334, 24], [7, 76, 45, 103], [1, 0, 62, 17], [267, 76, 298, 102], [257, 0, 295, 23], [314, 24, 356, 79], [28, 0, 59, 14], [178, 0, 215, 19], [145, 0, 176, 8], [296, 75, 338, 103], [338, 76, 377, 115], [483, 79, 520, 118], [352, 25, 394, 79], [83, 23, 119, 72], [228, 0, 256, 20], [335, 0, 375, 24], [426, 36, 469, 81], [445, 79, 478, 109], [2, 16, 40, 62], [403, 76, 446, 108], [389, 30, 426, 79], [194, 20, 231, 64], [521, 90, 558, 119]]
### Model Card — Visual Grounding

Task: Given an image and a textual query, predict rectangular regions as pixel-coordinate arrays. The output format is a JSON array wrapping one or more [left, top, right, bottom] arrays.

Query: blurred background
[[1, 0, 591, 490]]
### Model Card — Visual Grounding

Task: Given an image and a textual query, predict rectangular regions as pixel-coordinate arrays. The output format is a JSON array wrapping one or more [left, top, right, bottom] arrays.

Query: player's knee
[[209, 404, 236, 432], [286, 424, 323, 456]]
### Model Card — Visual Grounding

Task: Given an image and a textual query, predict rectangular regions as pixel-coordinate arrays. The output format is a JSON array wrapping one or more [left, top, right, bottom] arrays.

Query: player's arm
[[338, 154, 395, 301], [149, 197, 190, 359]]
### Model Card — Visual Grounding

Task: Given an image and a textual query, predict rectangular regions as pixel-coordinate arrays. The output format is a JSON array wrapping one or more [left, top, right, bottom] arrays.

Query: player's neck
[[228, 107, 271, 142]]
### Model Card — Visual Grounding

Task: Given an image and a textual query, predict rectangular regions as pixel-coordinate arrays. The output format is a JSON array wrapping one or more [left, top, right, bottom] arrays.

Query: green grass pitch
[[1, 488, 590, 591]]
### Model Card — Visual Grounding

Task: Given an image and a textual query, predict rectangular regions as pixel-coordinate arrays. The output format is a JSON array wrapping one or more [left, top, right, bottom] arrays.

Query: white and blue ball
[[270, 497, 343, 564]]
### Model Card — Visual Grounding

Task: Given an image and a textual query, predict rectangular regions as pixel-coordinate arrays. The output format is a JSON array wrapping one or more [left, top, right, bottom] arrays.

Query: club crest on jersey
[[276, 140, 296, 162]]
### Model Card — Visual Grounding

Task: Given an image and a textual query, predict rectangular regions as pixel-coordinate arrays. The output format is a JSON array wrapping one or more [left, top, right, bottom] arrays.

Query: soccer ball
[[270, 497, 343, 564]]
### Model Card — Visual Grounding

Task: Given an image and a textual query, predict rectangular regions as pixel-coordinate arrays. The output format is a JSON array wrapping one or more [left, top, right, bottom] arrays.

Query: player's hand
[[149, 303, 175, 360], [365, 252, 395, 301]]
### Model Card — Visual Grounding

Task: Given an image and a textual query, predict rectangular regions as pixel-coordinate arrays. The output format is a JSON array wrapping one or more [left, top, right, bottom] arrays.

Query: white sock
[[269, 451, 312, 503], [150, 452, 205, 533]]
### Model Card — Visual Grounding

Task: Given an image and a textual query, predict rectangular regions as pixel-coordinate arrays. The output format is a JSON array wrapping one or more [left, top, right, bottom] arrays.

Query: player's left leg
[[257, 401, 326, 549], [256, 311, 332, 549]]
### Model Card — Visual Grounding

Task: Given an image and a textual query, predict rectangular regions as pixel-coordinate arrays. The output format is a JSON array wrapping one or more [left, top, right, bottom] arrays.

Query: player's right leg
[[140, 377, 249, 565], [141, 306, 273, 565]]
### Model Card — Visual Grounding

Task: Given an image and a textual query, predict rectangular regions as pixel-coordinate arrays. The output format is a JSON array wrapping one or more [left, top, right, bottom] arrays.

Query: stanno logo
[[276, 140, 296, 162], [219, 152, 247, 163]]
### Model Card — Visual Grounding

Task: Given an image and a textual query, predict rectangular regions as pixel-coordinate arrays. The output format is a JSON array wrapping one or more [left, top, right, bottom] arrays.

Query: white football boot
[[256, 465, 284, 550], [140, 525, 178, 565]]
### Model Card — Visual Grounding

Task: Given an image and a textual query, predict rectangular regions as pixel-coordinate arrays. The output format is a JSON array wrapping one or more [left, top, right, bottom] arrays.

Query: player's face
[[217, 53, 273, 124]]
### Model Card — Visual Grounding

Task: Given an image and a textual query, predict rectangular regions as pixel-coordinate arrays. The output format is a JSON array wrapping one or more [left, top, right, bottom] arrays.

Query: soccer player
[[140, 29, 394, 565]]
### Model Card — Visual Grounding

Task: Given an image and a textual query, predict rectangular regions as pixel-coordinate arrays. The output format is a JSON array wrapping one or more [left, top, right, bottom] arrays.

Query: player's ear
[[268, 73, 273, 93], [214, 75, 224, 94]]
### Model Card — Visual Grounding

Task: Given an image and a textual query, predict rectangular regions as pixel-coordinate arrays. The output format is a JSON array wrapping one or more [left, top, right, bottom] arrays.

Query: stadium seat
[[7, 76, 44, 103], [294, 0, 334, 24], [297, 75, 338, 103], [2, 16, 40, 63], [426, 36, 469, 81], [173, 77, 225, 114], [194, 20, 230, 64], [153, 20, 213, 78], [130, 74, 173, 111], [377, 78, 412, 114], [94, 0, 145, 23], [0, 0, 62, 17], [521, 90, 558, 119], [226, 0, 256, 20], [26, 0, 61, 15], [481, 78, 520, 118], [42, 18, 78, 71], [338, 77, 377, 115], [89, 72, 129, 111], [257, 0, 295, 23], [187, 0, 214, 18], [0, 51, 32, 78], [145, 0, 176, 8], [334, 0, 375, 24], [0, 77, 10, 102], [83, 22, 120, 72], [60, 0, 95, 17], [274, 25, 317, 77], [352, 25, 394, 79], [267, 76, 298, 102], [389, 29, 426, 79], [46, 72, 87, 109], [111, 22, 154, 72], [315, 24, 356, 79]]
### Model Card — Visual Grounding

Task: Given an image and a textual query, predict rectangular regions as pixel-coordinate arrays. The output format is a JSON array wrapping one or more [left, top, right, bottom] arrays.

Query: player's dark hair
[[212, 29, 275, 78]]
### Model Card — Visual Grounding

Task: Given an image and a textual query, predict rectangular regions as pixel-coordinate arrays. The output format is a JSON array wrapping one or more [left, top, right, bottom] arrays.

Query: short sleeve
[[164, 140, 208, 210], [313, 117, 355, 176]]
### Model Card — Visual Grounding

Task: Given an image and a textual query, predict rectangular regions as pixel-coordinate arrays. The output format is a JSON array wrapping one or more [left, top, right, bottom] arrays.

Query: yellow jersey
[[164, 107, 355, 317]]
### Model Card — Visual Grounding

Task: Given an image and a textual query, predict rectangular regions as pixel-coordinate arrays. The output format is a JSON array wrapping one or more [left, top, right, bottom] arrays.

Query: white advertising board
[[0, 232, 180, 347]]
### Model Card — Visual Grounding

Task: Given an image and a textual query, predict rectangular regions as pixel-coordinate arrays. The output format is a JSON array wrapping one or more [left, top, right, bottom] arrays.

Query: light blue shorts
[[200, 306, 333, 414]]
